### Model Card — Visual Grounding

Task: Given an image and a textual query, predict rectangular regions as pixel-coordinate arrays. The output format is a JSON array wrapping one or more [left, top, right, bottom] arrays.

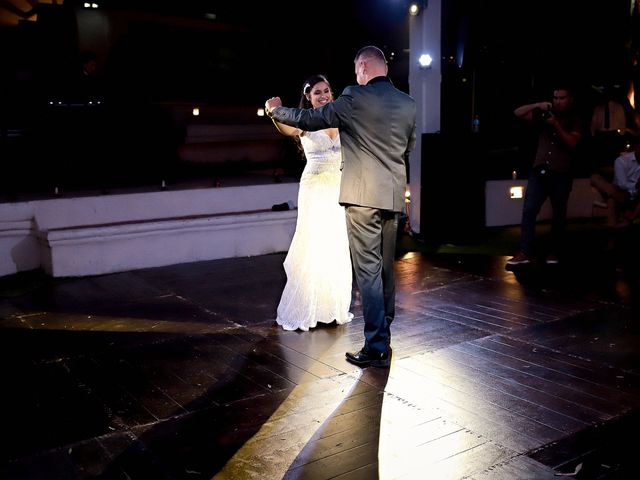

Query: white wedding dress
[[276, 130, 354, 331]]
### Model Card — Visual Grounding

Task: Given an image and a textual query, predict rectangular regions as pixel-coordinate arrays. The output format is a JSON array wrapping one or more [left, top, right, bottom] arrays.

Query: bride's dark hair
[[288, 74, 334, 165], [298, 74, 332, 108]]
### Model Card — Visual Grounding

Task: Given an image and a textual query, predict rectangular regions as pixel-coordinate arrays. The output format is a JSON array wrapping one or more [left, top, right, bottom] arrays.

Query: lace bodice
[[300, 130, 342, 176]]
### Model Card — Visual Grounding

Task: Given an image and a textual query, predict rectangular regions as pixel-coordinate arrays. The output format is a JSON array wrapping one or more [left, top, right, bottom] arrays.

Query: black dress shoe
[[345, 349, 391, 368]]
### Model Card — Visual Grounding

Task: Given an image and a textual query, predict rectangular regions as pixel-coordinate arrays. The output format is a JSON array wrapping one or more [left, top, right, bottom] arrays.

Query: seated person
[[588, 85, 640, 180], [590, 138, 640, 227]]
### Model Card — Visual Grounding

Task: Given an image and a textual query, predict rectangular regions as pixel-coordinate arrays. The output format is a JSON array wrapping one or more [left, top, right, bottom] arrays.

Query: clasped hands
[[265, 97, 282, 117]]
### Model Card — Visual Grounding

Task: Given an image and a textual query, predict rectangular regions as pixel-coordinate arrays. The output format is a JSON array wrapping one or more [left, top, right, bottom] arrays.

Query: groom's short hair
[[354, 46, 387, 65]]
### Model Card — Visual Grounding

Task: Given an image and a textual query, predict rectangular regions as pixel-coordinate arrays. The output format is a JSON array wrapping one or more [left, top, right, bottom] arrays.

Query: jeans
[[520, 168, 573, 256]]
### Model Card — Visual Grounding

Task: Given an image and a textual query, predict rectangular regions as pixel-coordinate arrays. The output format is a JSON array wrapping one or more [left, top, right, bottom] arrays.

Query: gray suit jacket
[[271, 77, 417, 212]]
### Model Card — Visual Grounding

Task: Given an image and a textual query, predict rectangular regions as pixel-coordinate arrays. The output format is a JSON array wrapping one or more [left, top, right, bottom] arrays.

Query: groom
[[266, 46, 416, 368]]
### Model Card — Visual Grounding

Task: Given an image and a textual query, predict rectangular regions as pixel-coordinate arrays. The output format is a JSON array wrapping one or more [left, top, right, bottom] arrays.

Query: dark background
[[3, 1, 635, 108], [0, 0, 637, 197]]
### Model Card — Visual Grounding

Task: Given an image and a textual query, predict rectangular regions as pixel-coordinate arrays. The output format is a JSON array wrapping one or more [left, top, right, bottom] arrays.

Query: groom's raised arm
[[267, 91, 351, 132]]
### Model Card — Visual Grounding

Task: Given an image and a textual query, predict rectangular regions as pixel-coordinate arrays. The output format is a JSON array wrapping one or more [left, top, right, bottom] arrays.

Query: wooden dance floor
[[1, 233, 639, 479]]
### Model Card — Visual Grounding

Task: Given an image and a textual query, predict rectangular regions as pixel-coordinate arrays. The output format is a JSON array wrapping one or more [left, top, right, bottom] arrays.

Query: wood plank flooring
[[1, 238, 639, 479]]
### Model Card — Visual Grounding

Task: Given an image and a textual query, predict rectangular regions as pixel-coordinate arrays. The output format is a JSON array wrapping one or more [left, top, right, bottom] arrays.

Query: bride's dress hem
[[276, 312, 354, 332]]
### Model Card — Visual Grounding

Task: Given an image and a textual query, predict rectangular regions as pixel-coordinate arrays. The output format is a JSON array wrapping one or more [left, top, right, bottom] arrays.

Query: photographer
[[506, 86, 583, 266]]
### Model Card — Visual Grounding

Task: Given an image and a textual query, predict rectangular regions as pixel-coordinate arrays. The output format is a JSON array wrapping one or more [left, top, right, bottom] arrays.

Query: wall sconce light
[[510, 186, 524, 199], [418, 53, 433, 69], [192, 107, 200, 116], [257, 108, 265, 117]]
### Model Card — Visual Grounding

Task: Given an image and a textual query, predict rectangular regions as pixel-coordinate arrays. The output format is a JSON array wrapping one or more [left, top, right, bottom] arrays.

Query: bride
[[267, 74, 353, 331]]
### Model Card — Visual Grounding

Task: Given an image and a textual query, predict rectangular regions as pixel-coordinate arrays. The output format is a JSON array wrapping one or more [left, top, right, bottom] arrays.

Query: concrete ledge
[[0, 183, 299, 278], [0, 219, 40, 277], [41, 209, 297, 277]]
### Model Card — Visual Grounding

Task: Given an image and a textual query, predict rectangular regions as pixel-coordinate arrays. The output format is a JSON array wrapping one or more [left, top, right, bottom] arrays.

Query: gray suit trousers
[[345, 206, 398, 354]]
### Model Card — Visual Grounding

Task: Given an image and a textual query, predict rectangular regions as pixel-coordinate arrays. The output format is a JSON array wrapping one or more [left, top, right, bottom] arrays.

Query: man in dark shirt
[[507, 86, 583, 266]]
